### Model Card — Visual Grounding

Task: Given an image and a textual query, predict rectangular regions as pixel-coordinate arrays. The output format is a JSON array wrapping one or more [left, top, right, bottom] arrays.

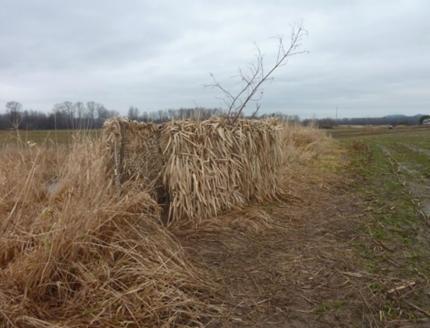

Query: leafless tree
[[75, 101, 85, 128], [6, 101, 23, 130], [54, 101, 75, 128], [207, 24, 307, 123], [128, 106, 140, 121]]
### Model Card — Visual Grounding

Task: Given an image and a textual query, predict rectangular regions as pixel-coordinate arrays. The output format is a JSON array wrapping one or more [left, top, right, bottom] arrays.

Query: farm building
[[420, 115, 430, 125]]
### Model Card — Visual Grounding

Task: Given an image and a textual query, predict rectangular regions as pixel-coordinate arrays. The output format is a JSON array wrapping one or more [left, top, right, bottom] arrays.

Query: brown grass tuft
[[0, 137, 219, 327]]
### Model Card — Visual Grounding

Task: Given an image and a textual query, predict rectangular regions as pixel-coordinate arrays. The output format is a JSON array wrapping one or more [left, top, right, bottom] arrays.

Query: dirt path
[[177, 140, 430, 327], [180, 179, 377, 327]]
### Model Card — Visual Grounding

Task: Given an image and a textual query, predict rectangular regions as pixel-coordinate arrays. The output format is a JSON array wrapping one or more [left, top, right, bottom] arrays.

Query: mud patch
[[398, 163, 421, 176], [379, 145, 430, 219], [401, 143, 430, 158], [408, 181, 430, 217]]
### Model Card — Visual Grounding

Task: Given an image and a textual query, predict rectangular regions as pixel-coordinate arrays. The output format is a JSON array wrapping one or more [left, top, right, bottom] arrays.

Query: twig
[[387, 281, 416, 294], [207, 24, 307, 124], [402, 299, 430, 317]]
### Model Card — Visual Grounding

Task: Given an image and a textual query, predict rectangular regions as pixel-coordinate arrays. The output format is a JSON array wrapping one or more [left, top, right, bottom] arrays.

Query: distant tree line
[[304, 114, 429, 129], [0, 101, 303, 130], [127, 107, 301, 123], [336, 114, 426, 126], [1, 100, 427, 130], [127, 107, 223, 122], [0, 101, 118, 130], [0, 101, 230, 130]]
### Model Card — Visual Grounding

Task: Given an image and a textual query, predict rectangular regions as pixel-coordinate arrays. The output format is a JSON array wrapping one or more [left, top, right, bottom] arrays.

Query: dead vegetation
[[104, 118, 289, 227], [0, 138, 220, 327], [0, 120, 335, 327]]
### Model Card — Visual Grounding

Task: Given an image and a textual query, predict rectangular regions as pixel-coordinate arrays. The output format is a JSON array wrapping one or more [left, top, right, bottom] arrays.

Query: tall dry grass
[[0, 138, 218, 327], [0, 121, 333, 327], [280, 122, 333, 167]]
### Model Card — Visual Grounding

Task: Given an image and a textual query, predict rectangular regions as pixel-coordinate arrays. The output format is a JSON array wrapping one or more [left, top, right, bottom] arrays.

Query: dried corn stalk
[[103, 118, 164, 196], [104, 117, 283, 227]]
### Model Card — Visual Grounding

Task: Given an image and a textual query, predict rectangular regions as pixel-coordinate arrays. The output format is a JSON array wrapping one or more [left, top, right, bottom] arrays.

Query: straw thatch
[[103, 118, 164, 193], [103, 117, 283, 226]]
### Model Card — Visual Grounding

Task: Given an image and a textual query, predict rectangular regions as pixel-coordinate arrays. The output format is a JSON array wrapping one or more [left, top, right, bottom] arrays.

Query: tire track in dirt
[[401, 143, 430, 159], [379, 145, 430, 219]]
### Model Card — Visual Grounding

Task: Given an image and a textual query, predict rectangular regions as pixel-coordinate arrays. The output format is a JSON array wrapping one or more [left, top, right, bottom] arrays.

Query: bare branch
[[231, 24, 307, 123], [205, 73, 236, 102], [207, 23, 307, 124], [250, 102, 262, 119]]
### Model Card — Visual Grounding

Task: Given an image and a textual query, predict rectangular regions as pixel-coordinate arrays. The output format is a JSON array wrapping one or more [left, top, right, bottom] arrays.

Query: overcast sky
[[0, 0, 429, 118]]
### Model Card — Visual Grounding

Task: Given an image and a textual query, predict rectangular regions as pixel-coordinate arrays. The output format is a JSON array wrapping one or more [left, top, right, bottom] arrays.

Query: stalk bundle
[[103, 118, 164, 193], [104, 117, 283, 227]]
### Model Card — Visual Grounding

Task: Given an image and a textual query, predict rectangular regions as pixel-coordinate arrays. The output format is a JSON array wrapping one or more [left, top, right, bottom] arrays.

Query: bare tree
[[6, 101, 23, 129], [75, 101, 85, 128], [207, 24, 307, 123], [54, 101, 75, 128], [128, 106, 140, 121]]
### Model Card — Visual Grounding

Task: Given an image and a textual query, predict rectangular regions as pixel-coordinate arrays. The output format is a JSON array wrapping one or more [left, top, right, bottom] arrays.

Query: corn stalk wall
[[103, 118, 283, 226]]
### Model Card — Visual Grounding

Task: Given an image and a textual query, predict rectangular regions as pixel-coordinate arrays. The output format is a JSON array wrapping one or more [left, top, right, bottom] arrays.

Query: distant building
[[420, 115, 430, 125]]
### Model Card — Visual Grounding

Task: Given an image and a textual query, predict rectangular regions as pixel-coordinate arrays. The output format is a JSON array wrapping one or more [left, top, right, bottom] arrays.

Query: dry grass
[[0, 137, 219, 327], [0, 120, 332, 327]]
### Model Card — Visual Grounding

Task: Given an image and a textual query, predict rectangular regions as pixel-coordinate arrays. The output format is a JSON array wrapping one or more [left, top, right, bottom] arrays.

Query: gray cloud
[[0, 0, 429, 118]]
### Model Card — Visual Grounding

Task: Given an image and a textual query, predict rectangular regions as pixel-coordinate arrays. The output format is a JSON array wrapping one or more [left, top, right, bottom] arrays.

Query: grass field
[[336, 126, 430, 324], [0, 129, 100, 146], [328, 124, 430, 139]]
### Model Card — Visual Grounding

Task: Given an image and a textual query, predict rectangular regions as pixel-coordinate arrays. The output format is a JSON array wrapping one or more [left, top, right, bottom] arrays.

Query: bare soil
[[179, 177, 379, 327]]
